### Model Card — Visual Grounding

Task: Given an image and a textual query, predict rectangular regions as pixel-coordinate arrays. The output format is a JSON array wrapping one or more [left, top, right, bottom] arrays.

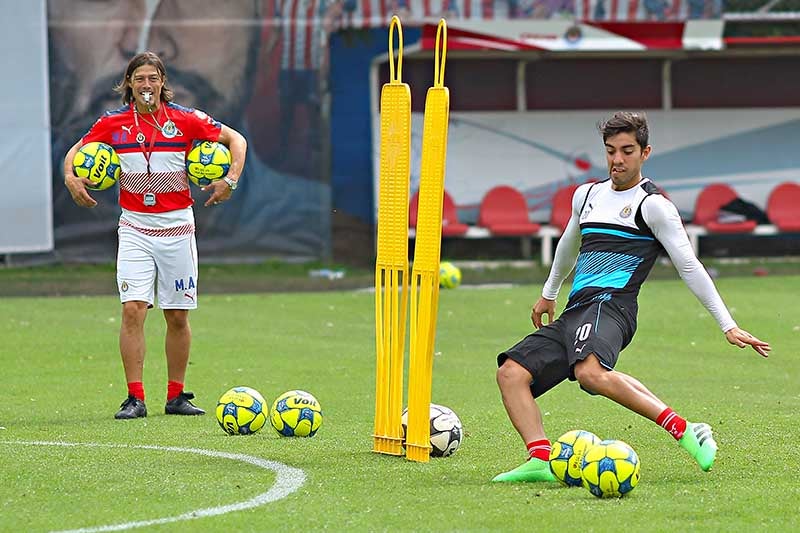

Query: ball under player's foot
[[679, 422, 717, 472], [491, 458, 557, 483]]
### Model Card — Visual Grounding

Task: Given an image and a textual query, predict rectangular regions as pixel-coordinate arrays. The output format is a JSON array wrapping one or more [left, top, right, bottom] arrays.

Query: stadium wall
[[0, 1, 53, 254], [328, 30, 800, 236]]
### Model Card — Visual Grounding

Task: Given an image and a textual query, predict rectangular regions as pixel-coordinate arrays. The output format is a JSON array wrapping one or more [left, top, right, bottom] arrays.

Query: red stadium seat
[[478, 185, 541, 235], [409, 189, 468, 237], [767, 182, 800, 232], [692, 183, 757, 233], [441, 190, 469, 236], [550, 183, 579, 231], [409, 190, 419, 228]]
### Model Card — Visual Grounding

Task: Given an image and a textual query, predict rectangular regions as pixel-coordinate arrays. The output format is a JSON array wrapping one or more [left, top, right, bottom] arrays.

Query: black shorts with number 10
[[497, 301, 636, 398]]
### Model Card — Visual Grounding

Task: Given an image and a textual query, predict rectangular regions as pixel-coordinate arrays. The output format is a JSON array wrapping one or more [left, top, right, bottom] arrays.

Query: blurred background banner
[[47, 0, 331, 262], [2, 0, 797, 262], [0, 1, 53, 254], [330, 0, 723, 25]]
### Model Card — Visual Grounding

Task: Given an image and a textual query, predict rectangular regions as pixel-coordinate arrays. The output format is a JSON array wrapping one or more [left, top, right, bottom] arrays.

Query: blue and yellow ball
[[270, 390, 323, 437], [72, 141, 120, 191], [549, 429, 601, 487], [581, 439, 641, 498], [186, 141, 231, 186], [215, 386, 268, 435], [439, 261, 462, 289]]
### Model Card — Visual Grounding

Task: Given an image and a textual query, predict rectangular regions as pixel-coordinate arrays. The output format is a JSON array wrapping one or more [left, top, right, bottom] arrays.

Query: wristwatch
[[223, 177, 238, 191]]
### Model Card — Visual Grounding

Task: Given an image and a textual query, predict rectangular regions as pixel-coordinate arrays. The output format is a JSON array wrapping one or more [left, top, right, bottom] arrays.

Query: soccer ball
[[549, 429, 601, 487], [185, 141, 231, 186], [401, 403, 463, 457], [270, 390, 323, 437], [439, 261, 462, 289], [581, 439, 641, 498], [215, 386, 268, 435], [72, 141, 120, 191]]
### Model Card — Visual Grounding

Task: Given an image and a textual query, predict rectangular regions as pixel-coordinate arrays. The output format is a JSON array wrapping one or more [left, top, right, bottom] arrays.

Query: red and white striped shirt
[[83, 102, 221, 214]]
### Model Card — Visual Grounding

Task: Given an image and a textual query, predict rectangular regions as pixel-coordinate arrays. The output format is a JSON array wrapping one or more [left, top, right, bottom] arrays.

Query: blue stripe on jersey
[[570, 251, 644, 296], [168, 102, 194, 113], [562, 292, 612, 313], [581, 228, 654, 241], [156, 142, 187, 148], [114, 142, 187, 150], [103, 105, 129, 117], [168, 102, 222, 129]]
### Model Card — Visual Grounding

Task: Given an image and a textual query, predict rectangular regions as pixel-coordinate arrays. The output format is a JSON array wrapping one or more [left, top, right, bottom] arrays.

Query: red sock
[[127, 382, 145, 402], [526, 439, 551, 461], [167, 381, 184, 402], [656, 407, 687, 440]]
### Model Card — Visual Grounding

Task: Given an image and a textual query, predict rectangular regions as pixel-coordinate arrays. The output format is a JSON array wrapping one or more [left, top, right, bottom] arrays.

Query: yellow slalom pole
[[373, 15, 411, 456], [406, 19, 450, 463]]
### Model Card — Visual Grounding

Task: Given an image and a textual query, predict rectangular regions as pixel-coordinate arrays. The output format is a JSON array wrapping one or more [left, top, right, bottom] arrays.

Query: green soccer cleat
[[491, 458, 557, 483], [679, 422, 717, 472]]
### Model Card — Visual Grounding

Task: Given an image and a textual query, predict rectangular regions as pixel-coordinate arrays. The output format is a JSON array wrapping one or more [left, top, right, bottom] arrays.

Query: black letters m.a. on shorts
[[497, 301, 635, 398]]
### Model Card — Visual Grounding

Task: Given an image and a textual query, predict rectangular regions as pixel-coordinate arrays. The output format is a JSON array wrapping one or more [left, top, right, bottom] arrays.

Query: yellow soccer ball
[[215, 386, 268, 435], [439, 261, 462, 289], [72, 141, 120, 191], [581, 439, 641, 498], [185, 141, 231, 186], [270, 390, 323, 437], [549, 429, 601, 487]]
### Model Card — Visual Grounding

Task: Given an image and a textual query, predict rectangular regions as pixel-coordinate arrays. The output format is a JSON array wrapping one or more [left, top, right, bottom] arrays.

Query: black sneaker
[[115, 395, 147, 419], [165, 391, 205, 416]]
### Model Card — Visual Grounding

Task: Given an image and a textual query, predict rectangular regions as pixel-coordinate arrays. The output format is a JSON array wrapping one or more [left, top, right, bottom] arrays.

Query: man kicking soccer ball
[[492, 111, 770, 483]]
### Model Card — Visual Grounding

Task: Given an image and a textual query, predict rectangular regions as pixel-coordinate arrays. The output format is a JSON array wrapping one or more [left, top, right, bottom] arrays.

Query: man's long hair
[[114, 51, 175, 105]]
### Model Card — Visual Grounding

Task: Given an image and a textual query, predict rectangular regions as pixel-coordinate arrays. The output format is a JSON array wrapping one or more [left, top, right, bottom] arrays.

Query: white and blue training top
[[543, 178, 736, 333]]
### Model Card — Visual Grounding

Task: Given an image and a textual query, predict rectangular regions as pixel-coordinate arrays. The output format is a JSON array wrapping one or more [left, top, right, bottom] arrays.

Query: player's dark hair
[[114, 51, 175, 105], [598, 111, 649, 150]]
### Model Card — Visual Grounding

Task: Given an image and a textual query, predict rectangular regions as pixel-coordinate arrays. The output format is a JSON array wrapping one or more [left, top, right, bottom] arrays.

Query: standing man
[[492, 111, 770, 482], [63, 51, 248, 419]]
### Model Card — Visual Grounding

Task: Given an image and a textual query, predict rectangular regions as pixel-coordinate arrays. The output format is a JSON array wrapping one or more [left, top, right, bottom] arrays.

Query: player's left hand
[[202, 180, 233, 207], [725, 327, 770, 358]]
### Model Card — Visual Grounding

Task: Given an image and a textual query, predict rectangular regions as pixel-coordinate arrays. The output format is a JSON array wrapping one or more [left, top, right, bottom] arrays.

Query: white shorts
[[116, 226, 198, 309]]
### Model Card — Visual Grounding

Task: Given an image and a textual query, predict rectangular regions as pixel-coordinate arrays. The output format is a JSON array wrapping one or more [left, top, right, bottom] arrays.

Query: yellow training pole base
[[373, 266, 407, 456], [405, 443, 433, 463], [372, 435, 404, 456]]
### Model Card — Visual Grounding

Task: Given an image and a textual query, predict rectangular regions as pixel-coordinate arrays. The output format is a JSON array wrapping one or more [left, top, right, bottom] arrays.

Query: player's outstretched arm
[[538, 184, 586, 322], [531, 297, 556, 329], [725, 327, 770, 358], [645, 196, 740, 329], [63, 140, 97, 208]]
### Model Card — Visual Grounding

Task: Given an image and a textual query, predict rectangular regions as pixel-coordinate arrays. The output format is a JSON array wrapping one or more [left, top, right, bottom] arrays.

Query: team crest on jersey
[[620, 205, 632, 218]]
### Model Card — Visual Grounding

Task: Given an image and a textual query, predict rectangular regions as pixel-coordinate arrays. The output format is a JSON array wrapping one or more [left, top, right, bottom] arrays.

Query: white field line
[[1, 441, 306, 533]]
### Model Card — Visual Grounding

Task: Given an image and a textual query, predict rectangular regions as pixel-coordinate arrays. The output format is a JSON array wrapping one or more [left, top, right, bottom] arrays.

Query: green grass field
[[1, 275, 798, 532]]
